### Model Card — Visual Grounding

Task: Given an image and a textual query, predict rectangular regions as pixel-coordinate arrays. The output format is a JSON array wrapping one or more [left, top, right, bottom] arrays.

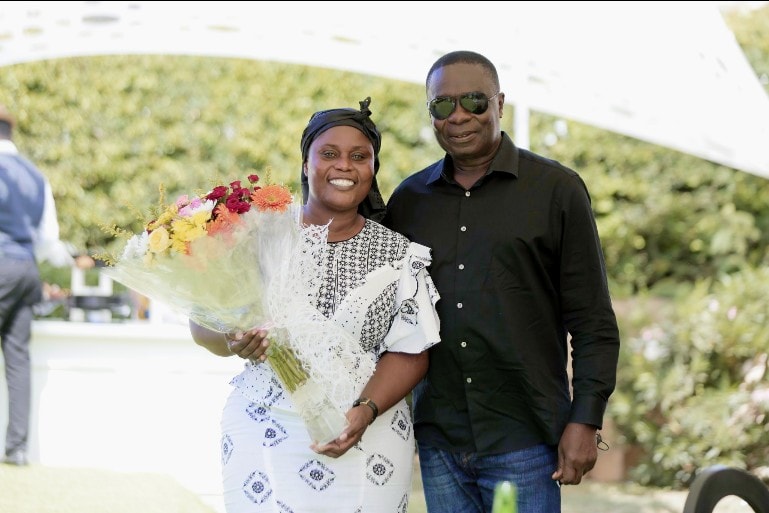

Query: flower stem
[[266, 329, 308, 393]]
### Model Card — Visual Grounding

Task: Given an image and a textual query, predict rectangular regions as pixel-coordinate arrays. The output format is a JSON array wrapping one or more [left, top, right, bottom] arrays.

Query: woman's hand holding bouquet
[[103, 174, 374, 445]]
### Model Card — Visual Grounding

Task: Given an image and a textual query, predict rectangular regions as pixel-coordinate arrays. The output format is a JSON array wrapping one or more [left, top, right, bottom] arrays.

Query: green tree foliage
[[611, 267, 769, 488], [602, 5, 769, 487], [1, 55, 442, 255], [724, 4, 769, 84], [535, 118, 769, 295], [530, 5, 769, 295]]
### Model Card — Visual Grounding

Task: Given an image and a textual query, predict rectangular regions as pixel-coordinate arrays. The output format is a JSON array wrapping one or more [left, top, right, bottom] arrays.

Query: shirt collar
[[427, 131, 519, 185], [0, 140, 19, 155]]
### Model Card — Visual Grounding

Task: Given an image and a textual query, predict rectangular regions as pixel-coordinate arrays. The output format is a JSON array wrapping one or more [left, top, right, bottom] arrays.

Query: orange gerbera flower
[[207, 204, 242, 235], [251, 184, 293, 213]]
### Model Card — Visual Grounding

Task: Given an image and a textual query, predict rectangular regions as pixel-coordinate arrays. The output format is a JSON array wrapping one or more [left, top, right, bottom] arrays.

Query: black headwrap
[[300, 97, 386, 222]]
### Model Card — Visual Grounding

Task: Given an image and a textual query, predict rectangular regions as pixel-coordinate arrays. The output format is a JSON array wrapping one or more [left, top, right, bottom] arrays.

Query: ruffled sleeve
[[381, 241, 441, 355]]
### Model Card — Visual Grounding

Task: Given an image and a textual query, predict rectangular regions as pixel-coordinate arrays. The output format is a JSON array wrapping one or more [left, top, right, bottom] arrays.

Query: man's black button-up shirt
[[383, 132, 620, 454]]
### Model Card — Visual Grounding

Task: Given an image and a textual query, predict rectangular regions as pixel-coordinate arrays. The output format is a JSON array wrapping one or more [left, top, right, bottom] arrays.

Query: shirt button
[[466, 377, 472, 384], [465, 191, 471, 197], [460, 341, 467, 348], [460, 226, 467, 232], [457, 303, 463, 309], [458, 264, 465, 270]]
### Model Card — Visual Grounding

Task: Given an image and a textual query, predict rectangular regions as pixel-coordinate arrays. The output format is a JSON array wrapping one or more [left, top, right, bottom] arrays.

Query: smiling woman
[[300, 97, 383, 228], [187, 97, 441, 513]]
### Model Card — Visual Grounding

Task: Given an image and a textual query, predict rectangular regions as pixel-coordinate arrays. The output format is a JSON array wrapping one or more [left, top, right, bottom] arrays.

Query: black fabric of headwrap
[[300, 97, 386, 222]]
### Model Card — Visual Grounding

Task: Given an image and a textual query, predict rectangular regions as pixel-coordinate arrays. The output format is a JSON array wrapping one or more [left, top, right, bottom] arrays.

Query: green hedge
[[610, 266, 769, 487]]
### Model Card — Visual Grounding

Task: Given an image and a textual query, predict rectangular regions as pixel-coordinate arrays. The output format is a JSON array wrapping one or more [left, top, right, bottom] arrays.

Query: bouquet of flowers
[[102, 174, 375, 444]]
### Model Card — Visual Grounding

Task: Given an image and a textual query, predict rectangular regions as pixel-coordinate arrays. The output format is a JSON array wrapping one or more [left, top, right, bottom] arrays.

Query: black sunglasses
[[427, 92, 500, 120]]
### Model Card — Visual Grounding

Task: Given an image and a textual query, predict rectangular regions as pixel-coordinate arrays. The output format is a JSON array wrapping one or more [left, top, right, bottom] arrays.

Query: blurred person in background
[[0, 104, 72, 466]]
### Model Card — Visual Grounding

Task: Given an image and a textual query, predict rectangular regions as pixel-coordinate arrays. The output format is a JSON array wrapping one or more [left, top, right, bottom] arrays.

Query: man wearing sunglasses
[[383, 51, 620, 513]]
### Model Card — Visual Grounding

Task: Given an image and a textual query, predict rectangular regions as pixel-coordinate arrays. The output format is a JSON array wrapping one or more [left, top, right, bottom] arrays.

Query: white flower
[[122, 231, 149, 260]]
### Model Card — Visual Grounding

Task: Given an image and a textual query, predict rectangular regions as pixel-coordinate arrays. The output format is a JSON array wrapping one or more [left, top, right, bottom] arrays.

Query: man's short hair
[[0, 105, 15, 138], [0, 104, 15, 127]]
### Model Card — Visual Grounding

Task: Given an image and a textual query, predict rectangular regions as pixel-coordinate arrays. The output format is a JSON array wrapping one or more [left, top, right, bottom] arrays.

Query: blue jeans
[[417, 443, 561, 513]]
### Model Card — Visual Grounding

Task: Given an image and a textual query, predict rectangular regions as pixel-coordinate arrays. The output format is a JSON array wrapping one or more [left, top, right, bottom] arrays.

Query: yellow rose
[[171, 217, 207, 243], [147, 226, 172, 254]]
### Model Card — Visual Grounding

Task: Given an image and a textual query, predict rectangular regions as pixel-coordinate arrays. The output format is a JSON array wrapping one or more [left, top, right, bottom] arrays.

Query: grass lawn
[[0, 464, 216, 513], [2, 461, 755, 513]]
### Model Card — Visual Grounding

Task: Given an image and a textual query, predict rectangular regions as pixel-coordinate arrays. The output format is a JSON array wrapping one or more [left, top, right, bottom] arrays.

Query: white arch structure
[[2, 1, 769, 178]]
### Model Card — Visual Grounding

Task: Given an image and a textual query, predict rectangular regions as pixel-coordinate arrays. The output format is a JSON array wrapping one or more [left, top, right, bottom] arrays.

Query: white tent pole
[[507, 40, 531, 150], [513, 101, 531, 150], [511, 58, 531, 150]]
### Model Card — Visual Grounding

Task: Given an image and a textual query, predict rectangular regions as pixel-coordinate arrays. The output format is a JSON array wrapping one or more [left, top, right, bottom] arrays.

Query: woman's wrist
[[352, 397, 379, 424]]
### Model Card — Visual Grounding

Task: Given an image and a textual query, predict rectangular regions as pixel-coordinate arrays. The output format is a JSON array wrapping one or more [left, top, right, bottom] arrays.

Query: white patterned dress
[[220, 219, 441, 513]]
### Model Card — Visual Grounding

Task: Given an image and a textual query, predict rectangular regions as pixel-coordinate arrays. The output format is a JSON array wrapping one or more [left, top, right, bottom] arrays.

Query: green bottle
[[492, 480, 518, 513]]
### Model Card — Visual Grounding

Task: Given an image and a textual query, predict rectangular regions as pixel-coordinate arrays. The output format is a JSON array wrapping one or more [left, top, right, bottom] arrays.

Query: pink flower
[[178, 197, 204, 217]]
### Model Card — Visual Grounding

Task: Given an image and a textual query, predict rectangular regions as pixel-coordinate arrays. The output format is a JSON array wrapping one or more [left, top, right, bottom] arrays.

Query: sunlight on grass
[[0, 464, 216, 513], [2, 461, 755, 513]]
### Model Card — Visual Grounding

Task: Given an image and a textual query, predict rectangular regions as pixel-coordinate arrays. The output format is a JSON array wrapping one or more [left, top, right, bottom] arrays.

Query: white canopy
[[2, 1, 768, 178]]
